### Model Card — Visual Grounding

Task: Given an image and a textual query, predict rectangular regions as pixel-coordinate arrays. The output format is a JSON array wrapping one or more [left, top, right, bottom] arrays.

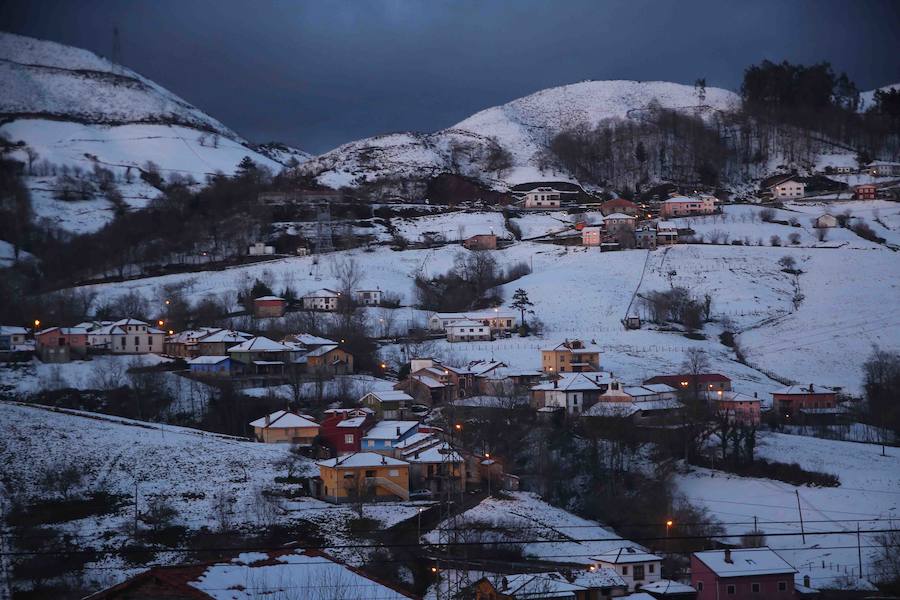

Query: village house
[[187, 355, 233, 377], [467, 360, 543, 396], [691, 547, 796, 600], [582, 381, 684, 424], [656, 221, 678, 245], [601, 197, 640, 217], [814, 213, 838, 228], [428, 310, 517, 333], [399, 359, 462, 404], [227, 336, 292, 376], [0, 325, 28, 352], [582, 225, 604, 247], [644, 373, 732, 394], [163, 327, 219, 358], [247, 241, 275, 256], [604, 212, 637, 235], [640, 580, 697, 599], [530, 371, 615, 415], [85, 549, 418, 600], [523, 186, 562, 209], [253, 295, 287, 318], [94, 319, 165, 355], [463, 233, 498, 250], [592, 547, 663, 592], [393, 434, 466, 495], [361, 420, 421, 452], [194, 329, 253, 356], [318, 408, 375, 455], [854, 183, 878, 200], [35, 326, 88, 362], [360, 390, 416, 419], [866, 161, 900, 177], [352, 289, 382, 306], [249, 410, 319, 445], [302, 288, 341, 311], [660, 195, 716, 218], [446, 319, 492, 342], [764, 176, 806, 200], [771, 383, 838, 420], [541, 339, 602, 373], [302, 343, 354, 375], [714, 391, 762, 424], [635, 225, 658, 250], [316, 452, 410, 502]]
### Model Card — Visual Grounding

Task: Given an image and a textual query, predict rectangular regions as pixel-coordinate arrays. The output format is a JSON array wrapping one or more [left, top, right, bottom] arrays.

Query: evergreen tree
[[509, 288, 534, 333]]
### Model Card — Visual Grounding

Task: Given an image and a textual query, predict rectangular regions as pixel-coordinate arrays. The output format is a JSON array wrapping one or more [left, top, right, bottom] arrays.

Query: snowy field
[[676, 432, 900, 589], [0, 354, 171, 396], [0, 402, 432, 592]]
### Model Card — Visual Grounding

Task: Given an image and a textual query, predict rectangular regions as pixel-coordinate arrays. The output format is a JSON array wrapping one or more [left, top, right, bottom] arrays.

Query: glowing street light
[[33, 319, 41, 329]]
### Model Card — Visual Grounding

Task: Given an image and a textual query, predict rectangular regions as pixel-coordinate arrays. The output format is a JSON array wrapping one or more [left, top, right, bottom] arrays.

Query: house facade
[[360, 390, 416, 420], [866, 161, 900, 177], [304, 344, 354, 375], [253, 296, 287, 318], [582, 226, 603, 246], [352, 289, 382, 306], [35, 327, 88, 362], [187, 355, 233, 376], [249, 410, 319, 444], [767, 177, 806, 200], [302, 289, 341, 311], [523, 187, 562, 209], [771, 384, 837, 419], [541, 339, 601, 373], [317, 453, 410, 502], [814, 214, 837, 228], [604, 213, 637, 235], [463, 234, 498, 250], [660, 196, 716, 218], [447, 319, 492, 342], [530, 372, 614, 415], [691, 548, 796, 600], [854, 184, 878, 200], [635, 225, 658, 250], [592, 547, 663, 592], [361, 420, 421, 452], [319, 409, 375, 454], [428, 310, 516, 333], [0, 326, 28, 352], [247, 242, 275, 256], [601, 197, 639, 217]]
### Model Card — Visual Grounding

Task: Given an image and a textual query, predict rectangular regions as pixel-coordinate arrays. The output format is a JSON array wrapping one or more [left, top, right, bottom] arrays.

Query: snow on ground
[[424, 491, 634, 565], [243, 374, 396, 401], [394, 210, 510, 243], [785, 200, 900, 248], [676, 432, 900, 589], [0, 240, 34, 266], [513, 212, 575, 239], [0, 402, 431, 592], [0, 354, 171, 396]]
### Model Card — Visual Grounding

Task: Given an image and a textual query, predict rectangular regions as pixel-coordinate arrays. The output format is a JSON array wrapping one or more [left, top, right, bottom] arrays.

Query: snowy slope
[[301, 80, 741, 189], [0, 32, 306, 233], [859, 82, 900, 112], [677, 432, 900, 589]]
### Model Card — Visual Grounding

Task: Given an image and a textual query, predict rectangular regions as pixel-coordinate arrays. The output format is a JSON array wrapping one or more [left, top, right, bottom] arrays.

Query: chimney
[[809, 383, 814, 393], [724, 548, 733, 564], [754, 392, 758, 398], [553, 379, 558, 389], [396, 426, 401, 436], [381, 455, 386, 465], [501, 577, 509, 591], [264, 413, 271, 426]]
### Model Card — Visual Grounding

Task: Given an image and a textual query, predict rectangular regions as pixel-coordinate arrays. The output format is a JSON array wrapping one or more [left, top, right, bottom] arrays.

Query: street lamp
[[33, 319, 40, 329]]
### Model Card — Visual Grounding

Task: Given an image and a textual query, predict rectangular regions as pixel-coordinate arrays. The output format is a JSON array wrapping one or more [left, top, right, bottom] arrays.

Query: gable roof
[[0, 326, 28, 335], [364, 390, 415, 403], [317, 452, 408, 468], [187, 355, 231, 365], [253, 295, 285, 301], [692, 547, 796, 577], [249, 410, 318, 429], [531, 372, 614, 392], [592, 546, 662, 564], [541, 339, 602, 353], [644, 373, 731, 386], [198, 329, 252, 344], [362, 420, 420, 441], [227, 336, 291, 353], [604, 212, 636, 220], [772, 384, 832, 395], [303, 288, 340, 298]]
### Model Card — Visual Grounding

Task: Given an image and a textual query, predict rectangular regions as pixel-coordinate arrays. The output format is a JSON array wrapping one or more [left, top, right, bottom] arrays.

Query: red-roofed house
[[601, 197, 640, 217], [771, 384, 837, 419]]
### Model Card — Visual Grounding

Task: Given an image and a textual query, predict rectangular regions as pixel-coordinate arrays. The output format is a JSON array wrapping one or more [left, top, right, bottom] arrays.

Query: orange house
[[317, 452, 410, 502], [541, 339, 601, 373], [35, 327, 88, 362], [771, 384, 837, 419], [249, 410, 319, 444], [253, 296, 287, 318], [855, 184, 878, 200]]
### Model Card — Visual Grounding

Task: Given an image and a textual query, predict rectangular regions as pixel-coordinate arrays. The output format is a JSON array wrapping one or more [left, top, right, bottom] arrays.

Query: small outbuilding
[[814, 214, 837, 228]]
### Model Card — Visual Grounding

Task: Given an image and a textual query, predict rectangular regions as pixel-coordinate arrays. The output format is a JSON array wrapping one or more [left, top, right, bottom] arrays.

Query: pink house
[[714, 391, 761, 425], [692, 548, 796, 600], [660, 195, 716, 218], [35, 326, 88, 362]]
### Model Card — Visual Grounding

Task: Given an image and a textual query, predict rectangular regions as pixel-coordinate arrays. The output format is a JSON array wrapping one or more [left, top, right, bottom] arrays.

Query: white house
[[867, 161, 900, 177], [248, 241, 275, 256], [592, 547, 663, 592], [523, 187, 562, 209], [767, 176, 806, 199], [302, 289, 341, 311], [428, 310, 516, 333], [352, 289, 382, 306], [815, 213, 838, 228], [446, 319, 491, 342], [531, 372, 615, 415], [93, 319, 165, 354]]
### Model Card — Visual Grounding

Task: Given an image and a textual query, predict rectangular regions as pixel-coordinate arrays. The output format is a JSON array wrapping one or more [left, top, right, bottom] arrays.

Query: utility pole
[[857, 523, 863, 578], [795, 490, 806, 543]]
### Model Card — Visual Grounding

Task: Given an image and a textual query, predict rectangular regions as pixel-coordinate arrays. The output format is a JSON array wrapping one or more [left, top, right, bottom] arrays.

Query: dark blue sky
[[3, 0, 899, 153]]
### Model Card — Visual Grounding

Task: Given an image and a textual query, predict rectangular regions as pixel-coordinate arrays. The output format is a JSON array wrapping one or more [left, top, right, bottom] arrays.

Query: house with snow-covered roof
[[302, 288, 341, 311], [316, 452, 410, 502], [446, 319, 492, 342], [227, 336, 292, 375], [762, 175, 806, 200], [714, 391, 762, 425], [361, 420, 421, 452], [395, 435, 466, 495], [771, 383, 838, 420], [187, 355, 233, 376], [691, 547, 796, 600], [522, 186, 563, 209], [35, 326, 88, 362], [351, 288, 382, 306], [249, 410, 319, 444], [195, 329, 253, 356], [604, 212, 637, 234], [360, 389, 416, 419], [319, 408, 375, 455], [660, 195, 716, 218], [592, 546, 663, 592], [253, 295, 287, 318], [428, 310, 517, 333], [0, 325, 29, 352], [530, 371, 615, 415], [541, 339, 601, 373]]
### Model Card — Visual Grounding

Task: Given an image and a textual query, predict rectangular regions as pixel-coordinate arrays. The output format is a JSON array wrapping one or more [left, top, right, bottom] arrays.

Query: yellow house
[[541, 339, 601, 373], [249, 410, 319, 445], [317, 453, 410, 503]]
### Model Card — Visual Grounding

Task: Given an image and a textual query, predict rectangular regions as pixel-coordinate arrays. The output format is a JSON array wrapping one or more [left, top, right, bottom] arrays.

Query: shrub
[[760, 208, 776, 222], [770, 235, 782, 246]]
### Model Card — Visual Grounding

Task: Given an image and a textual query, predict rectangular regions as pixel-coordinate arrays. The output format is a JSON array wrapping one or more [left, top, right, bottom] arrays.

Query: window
[[622, 566, 628, 575], [385, 441, 392, 448], [365, 470, 376, 478], [778, 581, 787, 592], [751, 583, 761, 593], [633, 565, 644, 580], [648, 564, 655, 574], [388, 469, 399, 477], [367, 440, 375, 448], [344, 434, 354, 444], [696, 581, 704, 591], [726, 584, 736, 594]]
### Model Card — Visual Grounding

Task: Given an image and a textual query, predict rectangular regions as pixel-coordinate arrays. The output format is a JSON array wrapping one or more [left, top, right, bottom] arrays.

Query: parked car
[[409, 489, 433, 500], [409, 404, 430, 416]]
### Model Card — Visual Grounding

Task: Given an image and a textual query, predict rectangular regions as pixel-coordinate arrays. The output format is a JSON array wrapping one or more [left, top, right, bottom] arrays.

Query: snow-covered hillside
[[859, 82, 900, 112], [0, 32, 305, 233], [301, 80, 741, 189]]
